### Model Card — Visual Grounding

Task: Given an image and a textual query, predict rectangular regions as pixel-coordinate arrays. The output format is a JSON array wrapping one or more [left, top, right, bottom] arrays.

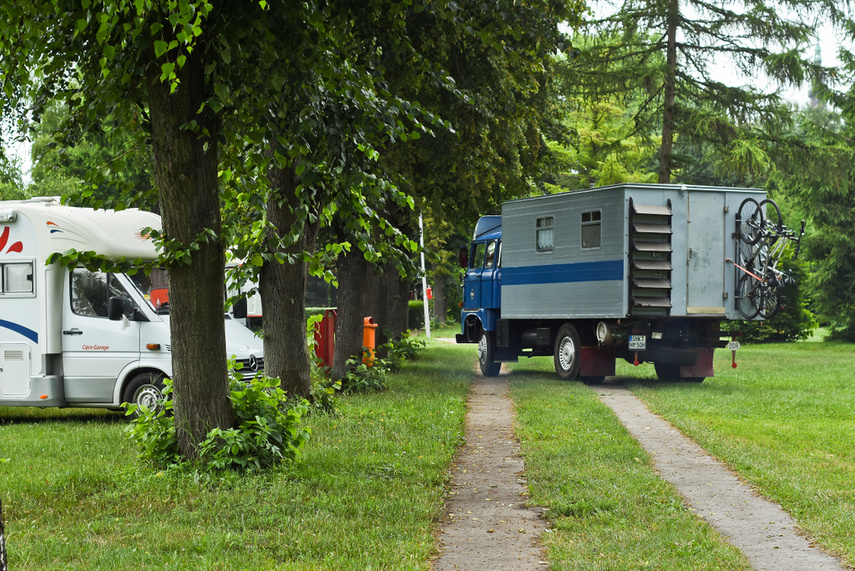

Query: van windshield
[[128, 267, 170, 313]]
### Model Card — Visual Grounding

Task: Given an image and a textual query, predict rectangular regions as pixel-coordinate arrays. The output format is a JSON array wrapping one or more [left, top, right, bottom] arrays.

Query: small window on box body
[[581, 210, 601, 249], [536, 216, 554, 253], [1, 262, 34, 294]]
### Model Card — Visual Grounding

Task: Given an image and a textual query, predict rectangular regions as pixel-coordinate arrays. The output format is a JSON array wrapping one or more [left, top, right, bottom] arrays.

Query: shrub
[[125, 371, 310, 471]]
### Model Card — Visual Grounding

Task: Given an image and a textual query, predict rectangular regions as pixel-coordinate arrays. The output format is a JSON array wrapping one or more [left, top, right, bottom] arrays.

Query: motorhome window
[[129, 267, 169, 310], [536, 217, 554, 253], [70, 269, 135, 317], [484, 241, 497, 268], [1, 262, 34, 294], [581, 210, 602, 249], [470, 243, 486, 269]]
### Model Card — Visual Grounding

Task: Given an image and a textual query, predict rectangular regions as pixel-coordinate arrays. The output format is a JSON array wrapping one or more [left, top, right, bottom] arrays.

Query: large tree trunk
[[259, 162, 317, 398], [332, 246, 370, 379], [1, 498, 6, 571], [432, 270, 447, 326], [147, 37, 233, 459], [385, 261, 411, 340], [658, 0, 679, 184]]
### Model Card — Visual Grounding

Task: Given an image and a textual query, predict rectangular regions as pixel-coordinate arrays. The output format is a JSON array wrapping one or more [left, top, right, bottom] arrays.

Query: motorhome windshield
[[127, 267, 170, 313]]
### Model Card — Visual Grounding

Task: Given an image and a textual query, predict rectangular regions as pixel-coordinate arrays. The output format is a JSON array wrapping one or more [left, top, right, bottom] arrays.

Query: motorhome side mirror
[[458, 246, 469, 269], [107, 296, 125, 321], [232, 297, 248, 319]]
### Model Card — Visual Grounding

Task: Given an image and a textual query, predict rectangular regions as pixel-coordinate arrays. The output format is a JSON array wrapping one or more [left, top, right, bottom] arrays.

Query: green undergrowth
[[0, 344, 471, 570]]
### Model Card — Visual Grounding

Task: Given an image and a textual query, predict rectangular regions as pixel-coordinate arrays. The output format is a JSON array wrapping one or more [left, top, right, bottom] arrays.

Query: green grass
[[3, 337, 852, 569], [509, 365, 751, 570], [619, 340, 855, 565], [0, 344, 472, 570]]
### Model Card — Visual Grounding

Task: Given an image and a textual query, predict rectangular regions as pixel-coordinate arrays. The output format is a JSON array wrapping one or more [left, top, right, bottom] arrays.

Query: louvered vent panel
[[630, 200, 672, 316]]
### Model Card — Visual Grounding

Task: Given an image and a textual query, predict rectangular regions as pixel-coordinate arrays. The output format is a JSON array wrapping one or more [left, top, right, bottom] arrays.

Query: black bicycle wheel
[[759, 198, 783, 234], [736, 273, 761, 320], [758, 279, 782, 320], [737, 198, 764, 245]]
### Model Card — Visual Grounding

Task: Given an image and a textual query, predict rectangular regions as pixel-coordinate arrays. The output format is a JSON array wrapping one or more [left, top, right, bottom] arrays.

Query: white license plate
[[727, 341, 741, 351], [629, 335, 647, 350]]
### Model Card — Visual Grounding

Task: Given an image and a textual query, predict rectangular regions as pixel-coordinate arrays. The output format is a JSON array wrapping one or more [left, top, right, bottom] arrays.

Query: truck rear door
[[686, 191, 727, 314], [61, 269, 142, 403]]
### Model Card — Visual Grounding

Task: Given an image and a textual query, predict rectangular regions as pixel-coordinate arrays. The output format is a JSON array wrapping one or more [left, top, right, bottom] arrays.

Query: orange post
[[363, 316, 378, 365]]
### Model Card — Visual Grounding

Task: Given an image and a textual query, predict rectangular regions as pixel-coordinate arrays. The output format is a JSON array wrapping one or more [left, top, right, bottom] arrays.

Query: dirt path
[[432, 354, 848, 570], [433, 370, 548, 570]]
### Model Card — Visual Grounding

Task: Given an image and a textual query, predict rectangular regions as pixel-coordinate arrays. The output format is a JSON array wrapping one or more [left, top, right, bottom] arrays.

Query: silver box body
[[500, 183, 764, 321]]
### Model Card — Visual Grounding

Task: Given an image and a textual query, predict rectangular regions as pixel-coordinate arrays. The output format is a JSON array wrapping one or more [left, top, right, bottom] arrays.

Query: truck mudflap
[[677, 347, 715, 379], [580, 346, 615, 377]]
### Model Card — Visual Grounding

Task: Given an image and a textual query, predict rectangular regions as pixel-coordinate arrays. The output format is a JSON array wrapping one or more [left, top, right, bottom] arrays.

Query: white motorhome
[[0, 198, 264, 411]]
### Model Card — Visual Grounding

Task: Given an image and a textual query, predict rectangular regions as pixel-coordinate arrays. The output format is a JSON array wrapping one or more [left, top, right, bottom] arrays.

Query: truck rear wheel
[[123, 372, 165, 416], [478, 330, 501, 377], [554, 323, 581, 381]]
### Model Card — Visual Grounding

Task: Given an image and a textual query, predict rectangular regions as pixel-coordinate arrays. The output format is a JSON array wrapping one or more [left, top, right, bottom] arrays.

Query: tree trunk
[[146, 36, 233, 459], [382, 261, 409, 341], [658, 0, 679, 184], [1, 498, 7, 571], [432, 270, 447, 326], [332, 246, 370, 379], [259, 162, 317, 399]]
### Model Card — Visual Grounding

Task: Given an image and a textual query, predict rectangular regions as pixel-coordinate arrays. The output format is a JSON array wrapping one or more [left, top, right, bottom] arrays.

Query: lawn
[[508, 338, 854, 568], [0, 342, 471, 570], [2, 336, 851, 569]]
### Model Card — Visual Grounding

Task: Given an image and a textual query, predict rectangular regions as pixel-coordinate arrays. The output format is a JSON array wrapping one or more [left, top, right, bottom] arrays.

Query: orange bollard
[[363, 316, 378, 365]]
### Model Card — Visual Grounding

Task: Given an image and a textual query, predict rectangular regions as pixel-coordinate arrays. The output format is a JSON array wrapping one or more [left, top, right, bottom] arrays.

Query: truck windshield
[[128, 267, 170, 313]]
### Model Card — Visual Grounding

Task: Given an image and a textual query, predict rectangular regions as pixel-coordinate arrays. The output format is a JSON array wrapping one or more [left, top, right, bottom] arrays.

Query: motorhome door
[[61, 269, 142, 403]]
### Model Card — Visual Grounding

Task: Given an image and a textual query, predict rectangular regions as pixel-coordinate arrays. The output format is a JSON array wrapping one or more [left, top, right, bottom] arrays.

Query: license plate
[[629, 335, 647, 350], [727, 341, 741, 351]]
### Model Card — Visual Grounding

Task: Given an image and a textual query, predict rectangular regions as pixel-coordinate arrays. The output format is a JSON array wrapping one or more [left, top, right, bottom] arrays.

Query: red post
[[313, 309, 337, 369]]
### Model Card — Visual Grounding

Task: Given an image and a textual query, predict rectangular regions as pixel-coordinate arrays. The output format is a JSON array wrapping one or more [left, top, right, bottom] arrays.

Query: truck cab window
[[470, 243, 487, 269], [581, 210, 602, 249], [70, 269, 135, 317], [485, 241, 497, 268], [536, 216, 554, 253], [1, 262, 34, 295]]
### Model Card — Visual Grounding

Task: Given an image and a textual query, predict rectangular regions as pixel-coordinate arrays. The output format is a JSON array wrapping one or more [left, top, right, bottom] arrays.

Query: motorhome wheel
[[123, 372, 166, 415]]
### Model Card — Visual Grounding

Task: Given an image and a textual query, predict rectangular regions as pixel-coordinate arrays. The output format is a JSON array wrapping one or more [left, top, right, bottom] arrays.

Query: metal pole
[[419, 212, 431, 338]]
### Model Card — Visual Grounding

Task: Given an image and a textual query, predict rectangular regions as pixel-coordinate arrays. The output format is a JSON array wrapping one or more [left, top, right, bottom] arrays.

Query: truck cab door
[[463, 241, 486, 310], [480, 240, 501, 309], [61, 269, 142, 403], [463, 239, 501, 311]]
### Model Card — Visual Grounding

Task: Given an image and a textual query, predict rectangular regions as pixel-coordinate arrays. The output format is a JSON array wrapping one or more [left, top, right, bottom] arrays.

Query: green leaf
[[154, 40, 169, 58]]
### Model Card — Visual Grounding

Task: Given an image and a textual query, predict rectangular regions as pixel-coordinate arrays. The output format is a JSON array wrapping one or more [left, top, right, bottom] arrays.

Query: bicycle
[[734, 197, 805, 320]]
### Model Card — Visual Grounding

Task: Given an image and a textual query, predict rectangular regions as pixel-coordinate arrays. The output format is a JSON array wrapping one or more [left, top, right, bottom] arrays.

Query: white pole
[[419, 212, 431, 338]]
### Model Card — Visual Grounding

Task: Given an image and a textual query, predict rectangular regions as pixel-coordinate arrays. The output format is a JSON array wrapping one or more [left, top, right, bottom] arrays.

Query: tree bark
[[332, 246, 370, 379], [1, 498, 7, 571], [432, 270, 447, 326], [658, 0, 679, 184], [259, 162, 317, 398], [385, 262, 411, 339], [146, 35, 233, 459]]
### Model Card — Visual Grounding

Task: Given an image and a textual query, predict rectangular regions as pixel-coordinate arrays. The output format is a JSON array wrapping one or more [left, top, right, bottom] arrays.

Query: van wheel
[[554, 323, 581, 381], [123, 372, 165, 416], [478, 330, 501, 377]]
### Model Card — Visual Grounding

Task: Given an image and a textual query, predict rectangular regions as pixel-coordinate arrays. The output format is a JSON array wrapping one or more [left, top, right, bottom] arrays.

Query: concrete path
[[433, 372, 548, 570], [596, 382, 846, 571]]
